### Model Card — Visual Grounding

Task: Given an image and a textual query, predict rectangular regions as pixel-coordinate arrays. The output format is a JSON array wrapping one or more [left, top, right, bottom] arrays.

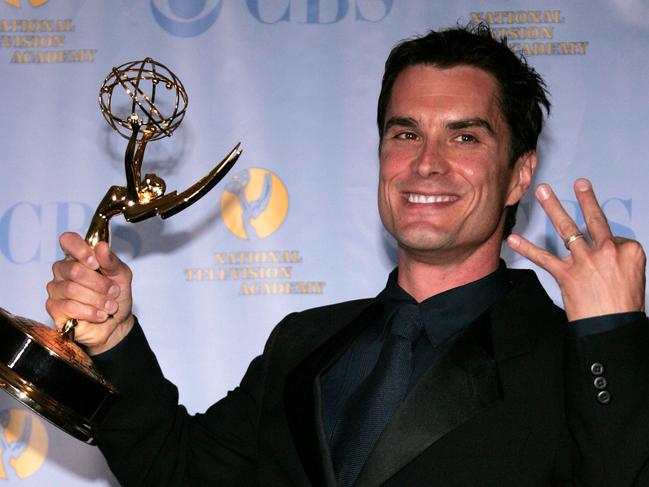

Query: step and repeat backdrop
[[0, 0, 647, 484]]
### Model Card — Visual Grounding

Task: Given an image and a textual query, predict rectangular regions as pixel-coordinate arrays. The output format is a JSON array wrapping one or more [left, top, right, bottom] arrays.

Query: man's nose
[[414, 140, 448, 177]]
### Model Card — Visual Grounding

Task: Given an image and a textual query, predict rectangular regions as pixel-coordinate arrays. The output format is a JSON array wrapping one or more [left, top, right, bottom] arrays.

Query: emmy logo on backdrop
[[0, 58, 241, 443]]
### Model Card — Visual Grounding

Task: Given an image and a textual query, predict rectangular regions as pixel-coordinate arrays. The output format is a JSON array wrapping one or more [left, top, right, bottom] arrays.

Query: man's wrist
[[87, 314, 136, 356]]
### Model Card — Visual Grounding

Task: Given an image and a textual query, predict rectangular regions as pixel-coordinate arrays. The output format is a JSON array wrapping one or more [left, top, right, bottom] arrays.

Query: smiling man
[[46, 25, 648, 486], [377, 64, 534, 298]]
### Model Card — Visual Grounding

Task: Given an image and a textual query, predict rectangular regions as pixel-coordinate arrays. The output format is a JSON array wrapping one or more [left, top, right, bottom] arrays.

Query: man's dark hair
[[377, 24, 551, 237]]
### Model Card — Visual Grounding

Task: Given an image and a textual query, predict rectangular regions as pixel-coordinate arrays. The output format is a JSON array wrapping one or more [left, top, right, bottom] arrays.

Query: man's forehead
[[386, 65, 505, 122]]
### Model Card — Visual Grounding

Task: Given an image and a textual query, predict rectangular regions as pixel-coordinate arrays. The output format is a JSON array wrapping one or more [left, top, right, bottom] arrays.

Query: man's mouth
[[406, 193, 459, 204]]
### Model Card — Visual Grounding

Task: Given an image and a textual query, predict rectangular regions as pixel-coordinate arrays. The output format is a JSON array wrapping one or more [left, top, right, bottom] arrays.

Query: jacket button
[[590, 362, 604, 376], [597, 390, 611, 404], [593, 377, 607, 390]]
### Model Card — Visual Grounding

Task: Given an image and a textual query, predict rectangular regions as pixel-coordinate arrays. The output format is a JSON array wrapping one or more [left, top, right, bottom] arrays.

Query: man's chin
[[395, 231, 455, 255]]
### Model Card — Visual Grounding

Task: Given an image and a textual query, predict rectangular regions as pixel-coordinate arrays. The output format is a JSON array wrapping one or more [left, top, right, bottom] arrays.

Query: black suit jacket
[[95, 269, 649, 486]]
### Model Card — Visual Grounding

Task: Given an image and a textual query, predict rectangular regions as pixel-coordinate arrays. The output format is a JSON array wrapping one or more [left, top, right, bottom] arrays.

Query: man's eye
[[395, 131, 419, 141], [455, 133, 478, 143]]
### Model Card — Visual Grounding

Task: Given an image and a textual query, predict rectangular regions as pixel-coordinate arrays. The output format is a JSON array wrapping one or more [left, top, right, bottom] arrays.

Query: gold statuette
[[0, 58, 241, 443]]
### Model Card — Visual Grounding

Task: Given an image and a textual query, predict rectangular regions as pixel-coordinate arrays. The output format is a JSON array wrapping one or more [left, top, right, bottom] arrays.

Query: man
[[46, 25, 648, 486]]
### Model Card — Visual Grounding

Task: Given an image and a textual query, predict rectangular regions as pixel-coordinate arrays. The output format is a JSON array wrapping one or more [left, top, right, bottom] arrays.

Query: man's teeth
[[408, 194, 455, 203]]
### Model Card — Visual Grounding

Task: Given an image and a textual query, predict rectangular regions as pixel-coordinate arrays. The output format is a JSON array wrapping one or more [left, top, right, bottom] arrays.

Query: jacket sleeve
[[565, 316, 649, 486], [92, 317, 282, 486]]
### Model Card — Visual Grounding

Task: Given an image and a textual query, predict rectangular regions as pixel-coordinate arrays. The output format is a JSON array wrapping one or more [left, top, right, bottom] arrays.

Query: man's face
[[378, 64, 533, 263]]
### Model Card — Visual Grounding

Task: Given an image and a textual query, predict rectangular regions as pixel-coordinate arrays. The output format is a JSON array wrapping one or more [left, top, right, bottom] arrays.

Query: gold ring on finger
[[564, 231, 584, 250]]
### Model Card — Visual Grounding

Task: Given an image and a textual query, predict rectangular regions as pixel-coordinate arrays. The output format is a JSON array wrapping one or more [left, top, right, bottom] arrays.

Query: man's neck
[[396, 245, 502, 303]]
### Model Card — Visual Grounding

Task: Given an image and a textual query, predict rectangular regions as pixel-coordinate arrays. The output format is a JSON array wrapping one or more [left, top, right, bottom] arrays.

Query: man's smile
[[405, 193, 460, 204]]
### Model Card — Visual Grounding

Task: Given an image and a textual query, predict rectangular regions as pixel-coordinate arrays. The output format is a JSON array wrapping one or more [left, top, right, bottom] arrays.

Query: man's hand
[[507, 178, 646, 321], [46, 232, 135, 355]]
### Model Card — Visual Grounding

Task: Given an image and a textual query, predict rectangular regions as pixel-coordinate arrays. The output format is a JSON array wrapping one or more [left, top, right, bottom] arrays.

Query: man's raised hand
[[507, 178, 646, 321], [46, 232, 135, 355]]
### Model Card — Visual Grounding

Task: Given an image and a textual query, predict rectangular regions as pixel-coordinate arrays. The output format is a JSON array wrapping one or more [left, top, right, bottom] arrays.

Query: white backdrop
[[0, 0, 647, 484]]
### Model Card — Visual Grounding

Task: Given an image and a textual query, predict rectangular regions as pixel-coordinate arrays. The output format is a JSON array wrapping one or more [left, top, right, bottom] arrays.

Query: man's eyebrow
[[446, 118, 496, 136], [383, 117, 418, 132]]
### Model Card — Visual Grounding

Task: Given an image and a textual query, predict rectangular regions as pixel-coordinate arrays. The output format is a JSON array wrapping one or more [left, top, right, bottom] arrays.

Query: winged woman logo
[[3, 0, 49, 6], [0, 409, 48, 480], [221, 168, 289, 240]]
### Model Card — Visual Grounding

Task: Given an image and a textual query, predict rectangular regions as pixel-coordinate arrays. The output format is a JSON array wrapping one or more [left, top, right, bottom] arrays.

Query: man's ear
[[505, 151, 537, 206]]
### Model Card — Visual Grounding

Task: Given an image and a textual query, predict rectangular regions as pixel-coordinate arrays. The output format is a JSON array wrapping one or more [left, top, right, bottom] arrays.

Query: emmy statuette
[[0, 58, 241, 444]]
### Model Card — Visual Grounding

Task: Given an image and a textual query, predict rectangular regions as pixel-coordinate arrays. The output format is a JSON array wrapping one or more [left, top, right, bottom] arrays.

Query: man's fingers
[[59, 232, 99, 270], [574, 178, 613, 246], [94, 242, 132, 282], [45, 297, 111, 326], [47, 279, 118, 316], [45, 234, 135, 351], [507, 233, 564, 276], [51, 259, 118, 297], [535, 183, 589, 253]]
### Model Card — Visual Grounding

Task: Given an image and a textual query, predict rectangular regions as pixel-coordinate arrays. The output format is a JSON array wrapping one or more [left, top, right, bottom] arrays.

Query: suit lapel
[[356, 312, 500, 486], [284, 299, 383, 487]]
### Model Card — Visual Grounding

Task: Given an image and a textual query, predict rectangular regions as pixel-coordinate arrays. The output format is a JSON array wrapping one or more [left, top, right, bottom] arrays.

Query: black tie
[[331, 303, 423, 487]]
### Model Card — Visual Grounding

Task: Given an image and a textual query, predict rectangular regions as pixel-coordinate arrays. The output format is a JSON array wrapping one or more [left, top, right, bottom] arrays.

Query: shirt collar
[[379, 261, 510, 347]]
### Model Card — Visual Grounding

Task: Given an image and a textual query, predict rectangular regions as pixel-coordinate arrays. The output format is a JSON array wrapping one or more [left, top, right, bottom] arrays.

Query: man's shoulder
[[276, 296, 379, 334], [505, 265, 541, 281], [262, 297, 380, 364], [505, 266, 554, 301], [501, 266, 563, 313], [295, 297, 378, 319], [496, 266, 567, 336]]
